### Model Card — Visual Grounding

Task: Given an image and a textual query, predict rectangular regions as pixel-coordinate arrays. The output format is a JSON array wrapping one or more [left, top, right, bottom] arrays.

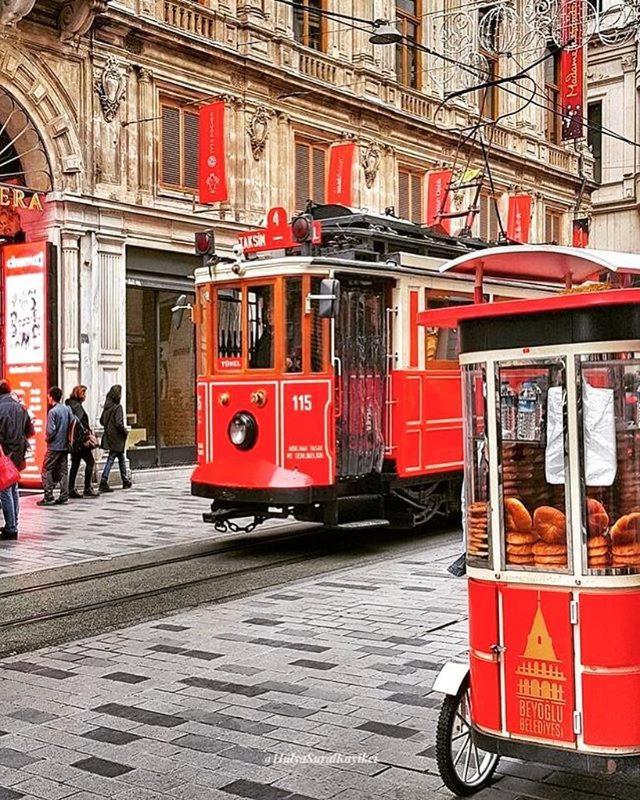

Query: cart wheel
[[435, 676, 500, 796]]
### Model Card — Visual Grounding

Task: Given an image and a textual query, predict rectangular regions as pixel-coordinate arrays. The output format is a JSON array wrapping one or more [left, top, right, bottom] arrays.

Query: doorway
[[126, 285, 196, 468]]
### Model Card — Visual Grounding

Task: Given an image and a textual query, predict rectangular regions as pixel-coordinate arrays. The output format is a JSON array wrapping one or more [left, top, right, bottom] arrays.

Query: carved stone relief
[[0, 0, 36, 29], [247, 106, 273, 161], [94, 56, 126, 123], [59, 0, 109, 43], [361, 141, 381, 189]]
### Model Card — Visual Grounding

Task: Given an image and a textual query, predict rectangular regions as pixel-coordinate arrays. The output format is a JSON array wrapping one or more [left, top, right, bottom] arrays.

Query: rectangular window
[[248, 285, 274, 369], [478, 193, 499, 242], [588, 101, 602, 183], [310, 276, 325, 373], [160, 101, 200, 191], [285, 278, 303, 373], [545, 209, 563, 244], [293, 0, 325, 51], [217, 288, 242, 362], [295, 140, 326, 210], [396, 1, 421, 89], [196, 285, 210, 376], [544, 46, 562, 144], [398, 168, 423, 223]]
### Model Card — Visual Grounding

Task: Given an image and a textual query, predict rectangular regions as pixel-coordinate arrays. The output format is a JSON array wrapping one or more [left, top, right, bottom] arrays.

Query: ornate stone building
[[0, 0, 589, 467]]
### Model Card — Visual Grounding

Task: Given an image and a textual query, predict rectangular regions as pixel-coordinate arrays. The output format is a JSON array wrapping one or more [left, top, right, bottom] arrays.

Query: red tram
[[188, 207, 553, 532], [427, 247, 640, 795]]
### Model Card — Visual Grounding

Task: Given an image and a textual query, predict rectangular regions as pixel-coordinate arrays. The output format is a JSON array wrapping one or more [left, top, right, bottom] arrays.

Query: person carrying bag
[[99, 385, 131, 492], [0, 379, 34, 539], [66, 385, 99, 498]]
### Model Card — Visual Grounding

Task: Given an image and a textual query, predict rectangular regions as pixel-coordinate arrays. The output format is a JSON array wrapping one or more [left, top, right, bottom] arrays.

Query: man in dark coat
[[0, 379, 35, 539], [66, 385, 98, 498], [99, 385, 131, 492]]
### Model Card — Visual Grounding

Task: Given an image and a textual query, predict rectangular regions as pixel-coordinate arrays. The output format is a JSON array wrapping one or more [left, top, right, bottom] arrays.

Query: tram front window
[[285, 278, 302, 373], [217, 288, 242, 363], [248, 285, 274, 369], [497, 360, 570, 572], [579, 354, 640, 575]]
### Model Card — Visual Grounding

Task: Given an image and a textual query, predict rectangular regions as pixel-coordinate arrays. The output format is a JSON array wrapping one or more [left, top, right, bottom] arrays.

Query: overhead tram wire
[[272, 0, 640, 153]]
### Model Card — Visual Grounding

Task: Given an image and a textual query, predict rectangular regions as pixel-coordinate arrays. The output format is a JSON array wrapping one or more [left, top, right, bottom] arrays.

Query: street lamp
[[369, 19, 402, 45]]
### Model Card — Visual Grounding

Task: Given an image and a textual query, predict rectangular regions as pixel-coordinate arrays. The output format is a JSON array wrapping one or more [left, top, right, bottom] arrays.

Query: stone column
[[136, 67, 154, 201], [94, 234, 127, 418], [60, 231, 81, 397]]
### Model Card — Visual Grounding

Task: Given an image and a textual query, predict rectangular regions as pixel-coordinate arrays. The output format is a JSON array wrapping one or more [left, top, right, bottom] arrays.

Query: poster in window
[[2, 241, 49, 487]]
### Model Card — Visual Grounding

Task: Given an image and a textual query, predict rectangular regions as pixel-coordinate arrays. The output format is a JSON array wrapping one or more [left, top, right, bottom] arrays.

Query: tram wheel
[[435, 676, 500, 796]]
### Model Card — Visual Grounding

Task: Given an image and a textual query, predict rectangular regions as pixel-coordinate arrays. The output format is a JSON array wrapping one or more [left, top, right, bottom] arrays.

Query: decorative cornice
[[59, 0, 109, 43], [0, 0, 36, 29]]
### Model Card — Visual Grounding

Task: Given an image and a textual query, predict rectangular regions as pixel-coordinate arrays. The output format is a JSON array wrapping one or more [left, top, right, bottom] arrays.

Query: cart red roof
[[438, 245, 640, 283], [419, 287, 640, 329]]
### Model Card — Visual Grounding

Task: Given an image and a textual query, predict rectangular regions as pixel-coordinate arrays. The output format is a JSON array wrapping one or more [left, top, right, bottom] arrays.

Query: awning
[[438, 245, 640, 284]]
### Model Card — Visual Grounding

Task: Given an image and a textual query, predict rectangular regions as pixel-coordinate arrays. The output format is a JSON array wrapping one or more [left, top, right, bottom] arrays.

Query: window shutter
[[398, 170, 410, 220], [183, 112, 199, 190], [295, 142, 310, 211], [410, 173, 422, 224], [161, 105, 181, 186], [312, 146, 326, 204]]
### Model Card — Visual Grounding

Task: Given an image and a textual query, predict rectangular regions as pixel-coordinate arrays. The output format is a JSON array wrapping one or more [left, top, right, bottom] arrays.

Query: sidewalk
[[0, 536, 632, 800], [0, 468, 271, 579]]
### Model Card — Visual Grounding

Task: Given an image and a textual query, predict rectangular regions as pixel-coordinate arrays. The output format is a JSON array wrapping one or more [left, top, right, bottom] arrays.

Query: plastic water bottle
[[531, 380, 544, 439], [500, 381, 517, 439], [517, 381, 538, 441]]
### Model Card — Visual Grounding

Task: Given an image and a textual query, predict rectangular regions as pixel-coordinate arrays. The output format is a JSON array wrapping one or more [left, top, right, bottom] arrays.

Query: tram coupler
[[203, 503, 292, 532]]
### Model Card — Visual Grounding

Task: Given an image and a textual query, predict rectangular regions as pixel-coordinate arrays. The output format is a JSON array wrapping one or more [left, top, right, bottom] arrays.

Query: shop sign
[[2, 241, 49, 488], [326, 141, 356, 206], [0, 185, 45, 212], [572, 218, 589, 248], [238, 207, 321, 254], [560, 0, 584, 140]]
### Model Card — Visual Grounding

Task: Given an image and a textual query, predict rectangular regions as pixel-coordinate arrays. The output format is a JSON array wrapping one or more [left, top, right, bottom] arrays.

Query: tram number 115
[[292, 394, 313, 412]]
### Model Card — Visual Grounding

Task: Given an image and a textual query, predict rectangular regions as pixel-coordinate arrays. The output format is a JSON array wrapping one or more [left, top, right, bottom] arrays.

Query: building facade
[[0, 0, 590, 468], [587, 34, 637, 252]]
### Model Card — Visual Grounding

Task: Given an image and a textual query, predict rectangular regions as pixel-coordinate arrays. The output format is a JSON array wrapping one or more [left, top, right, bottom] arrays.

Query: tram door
[[335, 280, 388, 478]]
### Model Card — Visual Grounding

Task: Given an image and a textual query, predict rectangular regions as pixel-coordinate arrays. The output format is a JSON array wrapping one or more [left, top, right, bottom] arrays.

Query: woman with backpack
[[66, 385, 99, 498], [99, 385, 131, 492]]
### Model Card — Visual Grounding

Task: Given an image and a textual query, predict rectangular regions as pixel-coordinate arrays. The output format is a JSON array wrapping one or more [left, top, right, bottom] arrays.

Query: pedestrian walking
[[0, 380, 34, 539], [99, 385, 131, 492], [38, 386, 74, 506], [66, 385, 99, 498]]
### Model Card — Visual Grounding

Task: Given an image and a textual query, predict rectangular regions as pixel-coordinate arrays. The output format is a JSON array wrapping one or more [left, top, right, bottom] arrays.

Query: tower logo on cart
[[515, 599, 567, 740]]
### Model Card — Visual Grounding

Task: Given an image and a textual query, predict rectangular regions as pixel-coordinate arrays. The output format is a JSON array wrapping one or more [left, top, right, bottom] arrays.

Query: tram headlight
[[228, 412, 257, 450]]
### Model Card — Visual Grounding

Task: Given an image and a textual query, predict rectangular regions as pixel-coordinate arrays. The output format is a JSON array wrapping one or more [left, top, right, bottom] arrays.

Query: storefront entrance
[[126, 285, 196, 467]]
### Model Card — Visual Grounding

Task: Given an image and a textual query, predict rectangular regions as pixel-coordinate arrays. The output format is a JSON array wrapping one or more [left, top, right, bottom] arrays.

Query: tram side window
[[196, 286, 210, 375], [285, 278, 302, 373], [463, 364, 490, 567], [248, 285, 274, 369], [579, 355, 640, 575], [310, 277, 325, 373], [426, 295, 471, 361], [217, 288, 242, 363]]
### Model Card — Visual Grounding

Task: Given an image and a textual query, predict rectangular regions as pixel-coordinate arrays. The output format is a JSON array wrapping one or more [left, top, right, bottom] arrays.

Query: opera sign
[[0, 186, 45, 212]]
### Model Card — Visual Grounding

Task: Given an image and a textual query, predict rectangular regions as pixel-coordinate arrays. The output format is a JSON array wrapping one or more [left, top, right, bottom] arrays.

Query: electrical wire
[[272, 0, 640, 153]]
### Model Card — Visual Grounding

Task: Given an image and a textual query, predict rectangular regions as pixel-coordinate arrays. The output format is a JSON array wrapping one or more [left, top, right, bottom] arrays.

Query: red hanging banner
[[572, 218, 589, 248], [199, 101, 228, 204], [426, 170, 452, 233], [326, 142, 356, 206], [2, 241, 49, 488], [560, 0, 584, 140], [506, 194, 532, 243]]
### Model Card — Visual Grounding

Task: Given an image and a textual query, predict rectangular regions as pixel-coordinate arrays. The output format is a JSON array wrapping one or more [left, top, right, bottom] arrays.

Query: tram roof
[[419, 287, 640, 329], [438, 245, 640, 283]]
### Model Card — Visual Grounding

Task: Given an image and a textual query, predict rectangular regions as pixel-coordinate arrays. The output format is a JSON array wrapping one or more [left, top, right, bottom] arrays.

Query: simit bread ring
[[504, 498, 532, 532], [533, 506, 566, 544], [587, 498, 609, 538], [611, 513, 640, 546]]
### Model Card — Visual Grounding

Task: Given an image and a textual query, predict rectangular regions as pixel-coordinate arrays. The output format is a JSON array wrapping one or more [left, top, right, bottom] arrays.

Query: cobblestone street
[[0, 521, 633, 800]]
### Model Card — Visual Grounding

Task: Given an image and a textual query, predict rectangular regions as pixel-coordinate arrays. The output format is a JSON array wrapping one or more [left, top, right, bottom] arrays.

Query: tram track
[[0, 521, 459, 658]]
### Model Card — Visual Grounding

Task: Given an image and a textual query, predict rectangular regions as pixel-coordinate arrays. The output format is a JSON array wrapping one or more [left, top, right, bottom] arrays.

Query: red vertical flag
[[326, 142, 356, 206], [426, 170, 452, 233], [572, 218, 589, 247], [560, 0, 584, 140], [506, 194, 532, 243], [199, 101, 228, 204]]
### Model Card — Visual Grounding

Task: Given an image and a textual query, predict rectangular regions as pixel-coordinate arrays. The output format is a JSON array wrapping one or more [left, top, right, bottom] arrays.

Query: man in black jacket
[[0, 380, 35, 540]]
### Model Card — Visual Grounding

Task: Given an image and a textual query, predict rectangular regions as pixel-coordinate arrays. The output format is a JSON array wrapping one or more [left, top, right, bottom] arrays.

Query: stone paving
[[0, 533, 633, 800], [0, 469, 282, 579]]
